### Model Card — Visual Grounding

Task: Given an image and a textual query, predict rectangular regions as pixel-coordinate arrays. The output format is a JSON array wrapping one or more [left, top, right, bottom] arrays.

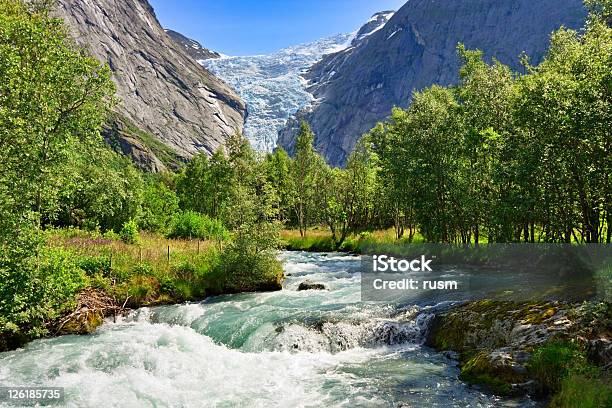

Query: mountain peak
[[352, 10, 395, 44]]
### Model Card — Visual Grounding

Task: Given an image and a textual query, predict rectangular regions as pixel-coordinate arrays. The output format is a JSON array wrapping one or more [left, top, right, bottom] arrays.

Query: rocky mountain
[[165, 29, 221, 61], [278, 0, 587, 166], [56, 0, 246, 172]]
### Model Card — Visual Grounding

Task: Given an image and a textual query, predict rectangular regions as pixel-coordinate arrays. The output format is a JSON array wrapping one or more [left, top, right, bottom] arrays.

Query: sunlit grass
[[44, 228, 220, 305], [280, 228, 426, 252], [47, 228, 217, 275]]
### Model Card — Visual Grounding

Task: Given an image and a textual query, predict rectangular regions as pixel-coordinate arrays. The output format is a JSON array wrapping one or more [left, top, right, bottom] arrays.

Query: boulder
[[425, 300, 611, 396], [297, 280, 328, 291]]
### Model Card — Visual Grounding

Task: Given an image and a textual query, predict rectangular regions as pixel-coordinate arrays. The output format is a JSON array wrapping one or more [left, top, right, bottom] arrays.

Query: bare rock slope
[[278, 0, 586, 166], [165, 29, 221, 61], [57, 0, 245, 171]]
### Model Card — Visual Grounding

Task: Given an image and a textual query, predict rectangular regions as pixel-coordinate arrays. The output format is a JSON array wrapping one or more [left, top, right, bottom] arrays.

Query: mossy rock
[[459, 350, 529, 396], [426, 300, 568, 353], [59, 311, 104, 335]]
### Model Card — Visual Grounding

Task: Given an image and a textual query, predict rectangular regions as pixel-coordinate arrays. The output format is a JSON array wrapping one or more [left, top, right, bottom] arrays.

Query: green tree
[[54, 144, 144, 231], [291, 122, 323, 236], [139, 175, 179, 232], [320, 138, 379, 247], [176, 151, 232, 218], [264, 148, 294, 224], [456, 45, 518, 243], [0, 0, 114, 340], [369, 121, 416, 239], [0, 0, 114, 222], [516, 19, 611, 242]]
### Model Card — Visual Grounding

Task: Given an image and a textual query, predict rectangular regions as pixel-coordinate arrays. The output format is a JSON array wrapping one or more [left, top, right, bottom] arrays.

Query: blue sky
[[149, 0, 406, 55]]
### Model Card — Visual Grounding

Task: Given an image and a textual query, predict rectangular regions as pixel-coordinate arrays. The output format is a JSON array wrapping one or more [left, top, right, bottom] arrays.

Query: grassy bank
[[529, 341, 612, 408], [48, 228, 220, 306], [280, 228, 426, 253], [0, 227, 284, 351]]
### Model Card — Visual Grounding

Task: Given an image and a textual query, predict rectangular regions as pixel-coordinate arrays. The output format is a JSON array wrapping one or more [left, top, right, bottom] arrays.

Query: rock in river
[[297, 280, 328, 291]]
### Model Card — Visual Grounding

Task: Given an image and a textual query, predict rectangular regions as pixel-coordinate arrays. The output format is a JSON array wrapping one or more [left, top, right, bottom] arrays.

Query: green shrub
[[119, 220, 140, 244], [528, 341, 590, 393], [207, 223, 283, 294], [131, 263, 155, 276], [530, 339, 612, 408], [36, 248, 88, 309], [156, 273, 179, 296], [125, 275, 159, 306], [172, 280, 198, 301], [89, 273, 112, 291], [139, 179, 179, 233], [102, 230, 120, 241], [3, 248, 88, 338], [172, 261, 197, 280], [167, 211, 229, 241], [76, 255, 111, 277]]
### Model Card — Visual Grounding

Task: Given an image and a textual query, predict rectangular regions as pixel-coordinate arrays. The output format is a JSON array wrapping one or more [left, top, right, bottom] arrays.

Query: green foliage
[[528, 339, 611, 407], [528, 341, 591, 393], [264, 148, 294, 223], [372, 86, 465, 243], [176, 152, 232, 218], [0, 0, 114, 346], [0, 0, 115, 221], [119, 220, 140, 244], [291, 122, 326, 236], [209, 222, 283, 294], [0, 247, 87, 339], [54, 145, 144, 232], [368, 17, 612, 243], [167, 211, 229, 241], [139, 175, 179, 232], [125, 275, 159, 305], [550, 372, 612, 408], [75, 255, 111, 277], [585, 0, 612, 25]]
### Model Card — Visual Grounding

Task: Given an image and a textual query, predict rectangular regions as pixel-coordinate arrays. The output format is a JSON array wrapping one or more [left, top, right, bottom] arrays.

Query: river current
[[0, 252, 537, 407]]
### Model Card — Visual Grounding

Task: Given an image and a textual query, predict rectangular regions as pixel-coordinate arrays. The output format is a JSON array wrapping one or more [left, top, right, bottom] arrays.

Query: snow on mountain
[[200, 12, 393, 152], [353, 11, 395, 44], [200, 34, 353, 151]]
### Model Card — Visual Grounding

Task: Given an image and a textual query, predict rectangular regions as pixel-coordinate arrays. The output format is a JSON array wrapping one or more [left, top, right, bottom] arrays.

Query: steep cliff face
[[165, 29, 221, 61], [278, 0, 587, 166], [56, 0, 245, 171]]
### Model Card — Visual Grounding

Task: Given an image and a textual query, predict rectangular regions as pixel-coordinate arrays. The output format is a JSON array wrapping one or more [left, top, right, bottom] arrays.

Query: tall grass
[[280, 228, 426, 253], [46, 228, 220, 306], [46, 227, 283, 307]]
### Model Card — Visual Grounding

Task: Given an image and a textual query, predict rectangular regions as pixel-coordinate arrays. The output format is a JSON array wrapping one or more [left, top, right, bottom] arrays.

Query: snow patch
[[386, 28, 403, 40]]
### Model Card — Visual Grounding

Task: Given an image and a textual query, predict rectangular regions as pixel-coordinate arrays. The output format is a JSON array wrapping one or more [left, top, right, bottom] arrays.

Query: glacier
[[200, 11, 394, 152], [201, 33, 354, 151]]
